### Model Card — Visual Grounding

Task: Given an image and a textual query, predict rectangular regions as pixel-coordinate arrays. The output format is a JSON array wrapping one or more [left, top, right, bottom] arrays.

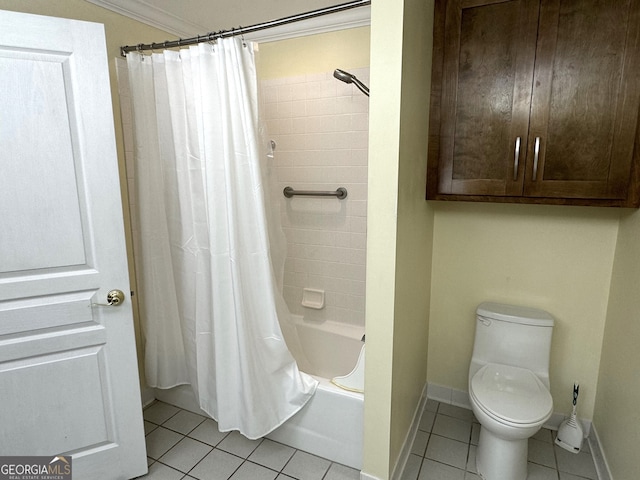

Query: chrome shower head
[[333, 68, 370, 97], [333, 69, 355, 83]]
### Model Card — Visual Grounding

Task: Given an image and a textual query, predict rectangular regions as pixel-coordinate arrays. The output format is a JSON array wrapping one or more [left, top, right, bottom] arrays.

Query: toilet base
[[476, 426, 528, 480]]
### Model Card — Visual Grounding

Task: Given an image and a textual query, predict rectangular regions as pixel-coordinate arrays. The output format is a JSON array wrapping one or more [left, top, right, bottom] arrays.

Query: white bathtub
[[154, 316, 365, 469], [268, 316, 365, 469]]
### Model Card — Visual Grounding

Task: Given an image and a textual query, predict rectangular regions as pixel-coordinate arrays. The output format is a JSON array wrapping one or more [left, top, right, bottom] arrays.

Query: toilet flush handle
[[478, 316, 492, 327]]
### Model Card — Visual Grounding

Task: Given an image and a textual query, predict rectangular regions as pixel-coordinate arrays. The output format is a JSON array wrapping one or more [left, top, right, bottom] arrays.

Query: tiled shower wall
[[260, 69, 369, 327]]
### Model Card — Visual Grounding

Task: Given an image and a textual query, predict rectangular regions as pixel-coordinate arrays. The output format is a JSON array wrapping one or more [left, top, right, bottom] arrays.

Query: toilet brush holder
[[555, 382, 584, 453]]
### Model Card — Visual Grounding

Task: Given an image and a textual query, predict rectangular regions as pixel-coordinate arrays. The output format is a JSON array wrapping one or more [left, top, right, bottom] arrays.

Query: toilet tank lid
[[477, 302, 554, 327]]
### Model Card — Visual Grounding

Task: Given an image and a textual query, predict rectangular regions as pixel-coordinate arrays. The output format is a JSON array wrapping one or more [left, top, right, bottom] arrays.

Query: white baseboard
[[390, 383, 428, 480], [360, 383, 427, 480], [360, 473, 382, 480], [588, 423, 613, 480], [426, 383, 471, 410]]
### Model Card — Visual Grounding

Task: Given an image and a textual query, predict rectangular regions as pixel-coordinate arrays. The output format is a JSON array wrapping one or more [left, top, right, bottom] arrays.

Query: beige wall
[[0, 0, 175, 386], [256, 27, 370, 78], [364, 0, 434, 478], [390, 0, 434, 473], [428, 202, 620, 419], [594, 209, 640, 478], [363, 0, 403, 476]]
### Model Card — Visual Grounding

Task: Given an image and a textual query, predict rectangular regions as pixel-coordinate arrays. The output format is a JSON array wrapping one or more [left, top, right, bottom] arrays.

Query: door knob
[[106, 289, 125, 306], [91, 289, 126, 307]]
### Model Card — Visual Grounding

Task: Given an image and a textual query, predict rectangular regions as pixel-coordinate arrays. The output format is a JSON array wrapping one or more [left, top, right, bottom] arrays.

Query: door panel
[[1, 347, 110, 454], [0, 10, 147, 479], [0, 291, 97, 335], [525, 0, 640, 199], [1, 51, 87, 272], [438, 0, 540, 196]]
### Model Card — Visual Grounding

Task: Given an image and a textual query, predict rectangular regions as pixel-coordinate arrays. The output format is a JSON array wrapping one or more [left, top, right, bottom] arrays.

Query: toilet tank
[[469, 302, 554, 389]]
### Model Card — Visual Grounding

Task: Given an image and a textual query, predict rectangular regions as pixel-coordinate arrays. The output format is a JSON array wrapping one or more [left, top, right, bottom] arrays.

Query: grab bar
[[283, 186, 348, 200]]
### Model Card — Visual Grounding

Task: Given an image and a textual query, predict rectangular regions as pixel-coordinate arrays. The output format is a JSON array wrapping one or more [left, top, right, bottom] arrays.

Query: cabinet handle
[[533, 137, 541, 181], [513, 137, 521, 181]]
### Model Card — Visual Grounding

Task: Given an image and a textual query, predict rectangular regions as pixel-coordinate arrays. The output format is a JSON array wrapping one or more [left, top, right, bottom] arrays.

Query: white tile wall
[[260, 69, 369, 327]]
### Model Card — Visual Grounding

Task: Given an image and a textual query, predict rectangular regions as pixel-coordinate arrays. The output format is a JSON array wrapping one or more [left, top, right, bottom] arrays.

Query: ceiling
[[87, 0, 370, 43]]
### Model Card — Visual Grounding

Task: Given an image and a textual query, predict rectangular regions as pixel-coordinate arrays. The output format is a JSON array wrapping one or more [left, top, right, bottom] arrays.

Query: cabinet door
[[437, 0, 540, 196], [525, 0, 640, 199]]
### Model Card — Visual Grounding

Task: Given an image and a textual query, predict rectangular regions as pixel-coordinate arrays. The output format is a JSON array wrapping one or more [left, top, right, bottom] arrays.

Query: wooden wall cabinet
[[427, 0, 640, 207]]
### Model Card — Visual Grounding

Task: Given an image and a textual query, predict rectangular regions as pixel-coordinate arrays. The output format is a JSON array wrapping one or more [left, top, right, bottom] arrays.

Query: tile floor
[[402, 399, 599, 480], [138, 400, 360, 480], [138, 399, 599, 480]]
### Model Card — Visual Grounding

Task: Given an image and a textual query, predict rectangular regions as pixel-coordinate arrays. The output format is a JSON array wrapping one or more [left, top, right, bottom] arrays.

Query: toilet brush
[[555, 382, 584, 453]]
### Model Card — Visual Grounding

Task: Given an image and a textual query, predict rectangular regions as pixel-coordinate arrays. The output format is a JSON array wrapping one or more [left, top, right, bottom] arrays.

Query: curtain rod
[[120, 0, 371, 57]]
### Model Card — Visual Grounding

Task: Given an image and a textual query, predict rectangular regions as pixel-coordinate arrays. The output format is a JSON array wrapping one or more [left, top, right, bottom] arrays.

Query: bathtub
[[154, 316, 365, 469], [268, 316, 365, 469]]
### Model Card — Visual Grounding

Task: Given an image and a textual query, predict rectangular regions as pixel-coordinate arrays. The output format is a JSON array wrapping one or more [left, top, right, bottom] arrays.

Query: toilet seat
[[471, 363, 553, 426]]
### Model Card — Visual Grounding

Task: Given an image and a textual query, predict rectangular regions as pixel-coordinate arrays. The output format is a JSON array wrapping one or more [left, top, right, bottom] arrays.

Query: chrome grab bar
[[283, 186, 348, 200]]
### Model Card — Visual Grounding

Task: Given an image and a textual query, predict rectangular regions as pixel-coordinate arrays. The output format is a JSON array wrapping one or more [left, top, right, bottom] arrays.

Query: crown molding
[[245, 5, 370, 43], [87, 0, 370, 43], [86, 0, 204, 37]]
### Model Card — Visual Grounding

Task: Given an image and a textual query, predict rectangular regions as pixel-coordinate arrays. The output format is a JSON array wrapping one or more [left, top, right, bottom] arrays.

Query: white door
[[0, 9, 147, 479]]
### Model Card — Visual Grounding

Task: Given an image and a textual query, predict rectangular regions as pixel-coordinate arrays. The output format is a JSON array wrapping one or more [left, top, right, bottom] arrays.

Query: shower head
[[333, 68, 370, 97], [333, 69, 355, 83]]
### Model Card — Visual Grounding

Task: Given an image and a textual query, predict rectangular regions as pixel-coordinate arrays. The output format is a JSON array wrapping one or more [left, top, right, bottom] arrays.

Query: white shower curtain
[[126, 39, 317, 439]]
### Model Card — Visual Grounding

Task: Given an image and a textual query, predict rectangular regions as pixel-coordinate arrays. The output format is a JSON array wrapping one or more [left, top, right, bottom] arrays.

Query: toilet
[[469, 302, 554, 480]]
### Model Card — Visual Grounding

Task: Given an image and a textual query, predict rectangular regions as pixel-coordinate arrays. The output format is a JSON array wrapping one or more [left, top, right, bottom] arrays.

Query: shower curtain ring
[[239, 27, 247, 47], [206, 32, 216, 51]]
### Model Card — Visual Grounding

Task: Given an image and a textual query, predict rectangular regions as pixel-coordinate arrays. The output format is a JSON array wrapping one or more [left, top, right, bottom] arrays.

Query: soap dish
[[301, 288, 325, 309]]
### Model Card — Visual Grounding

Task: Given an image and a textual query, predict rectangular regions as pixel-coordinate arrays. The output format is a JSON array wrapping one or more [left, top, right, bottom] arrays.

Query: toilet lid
[[471, 364, 553, 425]]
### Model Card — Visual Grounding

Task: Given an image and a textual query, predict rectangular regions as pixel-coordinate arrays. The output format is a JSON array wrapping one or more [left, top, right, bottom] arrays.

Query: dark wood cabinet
[[427, 0, 640, 207]]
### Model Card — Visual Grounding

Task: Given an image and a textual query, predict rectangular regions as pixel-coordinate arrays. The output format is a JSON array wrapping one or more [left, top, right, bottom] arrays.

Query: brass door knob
[[106, 289, 125, 306]]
